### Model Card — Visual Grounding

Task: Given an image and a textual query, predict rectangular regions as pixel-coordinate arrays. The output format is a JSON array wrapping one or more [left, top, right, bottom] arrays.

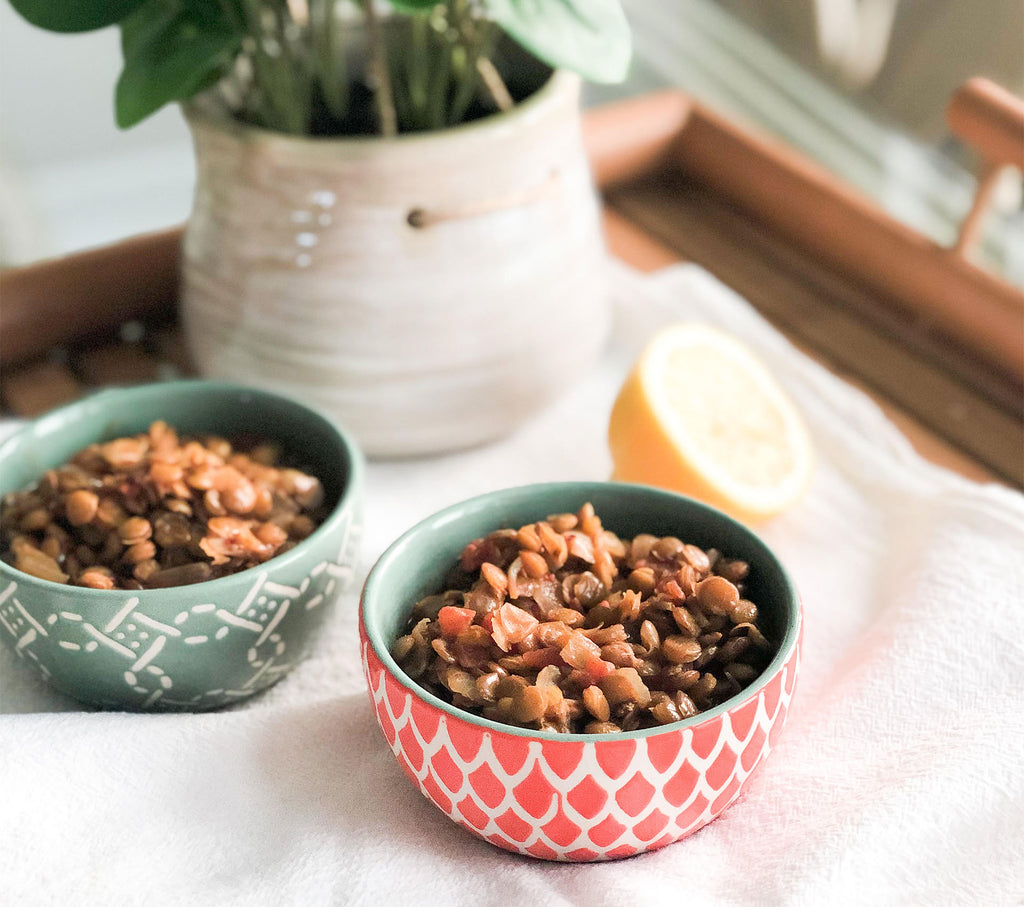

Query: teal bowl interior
[[362, 481, 800, 740], [0, 381, 354, 509], [0, 381, 363, 710]]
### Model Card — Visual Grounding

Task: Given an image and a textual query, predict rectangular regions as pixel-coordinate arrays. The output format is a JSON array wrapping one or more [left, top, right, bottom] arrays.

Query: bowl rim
[[361, 480, 801, 742], [0, 379, 364, 599]]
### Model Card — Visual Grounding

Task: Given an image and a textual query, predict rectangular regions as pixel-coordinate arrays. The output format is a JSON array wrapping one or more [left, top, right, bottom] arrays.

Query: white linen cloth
[[1, 263, 1022, 906]]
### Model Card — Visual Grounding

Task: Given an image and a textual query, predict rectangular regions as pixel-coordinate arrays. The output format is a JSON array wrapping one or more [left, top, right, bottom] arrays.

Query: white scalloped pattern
[[362, 630, 800, 861]]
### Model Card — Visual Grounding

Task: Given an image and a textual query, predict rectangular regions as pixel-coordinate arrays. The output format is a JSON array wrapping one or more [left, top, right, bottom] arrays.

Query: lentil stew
[[0, 421, 328, 590], [393, 503, 776, 734]]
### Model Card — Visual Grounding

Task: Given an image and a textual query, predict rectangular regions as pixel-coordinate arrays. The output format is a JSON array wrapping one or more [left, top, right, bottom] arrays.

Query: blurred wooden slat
[[947, 78, 1024, 171], [585, 92, 693, 188], [946, 79, 1024, 259], [75, 343, 162, 387], [601, 208, 682, 272], [0, 228, 180, 365], [152, 326, 196, 376], [1, 359, 83, 416]]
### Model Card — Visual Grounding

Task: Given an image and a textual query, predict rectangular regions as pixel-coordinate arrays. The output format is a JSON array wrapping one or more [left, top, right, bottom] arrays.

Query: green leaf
[[115, 1, 241, 127], [119, 0, 180, 59], [386, 0, 438, 11], [8, 0, 145, 33], [484, 0, 631, 83]]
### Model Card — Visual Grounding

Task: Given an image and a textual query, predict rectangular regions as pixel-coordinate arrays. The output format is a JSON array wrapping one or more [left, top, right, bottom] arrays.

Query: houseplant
[[9, 0, 631, 455]]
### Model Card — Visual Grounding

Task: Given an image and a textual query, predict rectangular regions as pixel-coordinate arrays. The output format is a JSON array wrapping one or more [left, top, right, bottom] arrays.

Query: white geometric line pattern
[[0, 509, 362, 710], [361, 621, 801, 861], [0, 588, 49, 656]]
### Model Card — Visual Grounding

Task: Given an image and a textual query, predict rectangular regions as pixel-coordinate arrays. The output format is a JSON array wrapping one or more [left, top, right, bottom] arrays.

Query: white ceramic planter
[[181, 72, 610, 457]]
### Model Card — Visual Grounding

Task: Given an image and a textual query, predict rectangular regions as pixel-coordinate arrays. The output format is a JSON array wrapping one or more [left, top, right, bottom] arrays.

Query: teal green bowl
[[0, 381, 363, 711]]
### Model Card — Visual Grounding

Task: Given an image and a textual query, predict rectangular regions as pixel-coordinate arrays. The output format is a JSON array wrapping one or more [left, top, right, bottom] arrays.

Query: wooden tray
[[585, 83, 1023, 485], [2, 82, 1022, 484]]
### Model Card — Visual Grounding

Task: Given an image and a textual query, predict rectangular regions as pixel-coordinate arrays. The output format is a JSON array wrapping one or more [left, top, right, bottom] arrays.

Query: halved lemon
[[608, 323, 814, 523]]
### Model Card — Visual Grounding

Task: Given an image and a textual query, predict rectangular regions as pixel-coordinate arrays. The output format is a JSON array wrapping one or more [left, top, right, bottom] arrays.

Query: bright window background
[[0, 5, 193, 262], [2, 0, 1021, 283]]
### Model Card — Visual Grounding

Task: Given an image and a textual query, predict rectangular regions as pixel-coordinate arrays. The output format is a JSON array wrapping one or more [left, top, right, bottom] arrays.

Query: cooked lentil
[[0, 421, 327, 590], [393, 503, 775, 734]]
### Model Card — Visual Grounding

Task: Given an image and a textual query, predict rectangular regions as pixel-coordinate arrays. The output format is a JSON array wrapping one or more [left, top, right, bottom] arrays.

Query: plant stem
[[446, 13, 500, 125], [361, 0, 397, 136], [237, 0, 298, 131], [387, 19, 412, 128], [408, 13, 429, 126], [476, 56, 513, 112], [277, 1, 313, 133], [426, 32, 452, 130], [314, 0, 349, 122]]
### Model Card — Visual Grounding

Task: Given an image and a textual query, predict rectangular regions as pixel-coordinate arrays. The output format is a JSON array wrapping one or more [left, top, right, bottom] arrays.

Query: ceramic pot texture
[[359, 482, 802, 861], [182, 72, 610, 457], [0, 382, 363, 711]]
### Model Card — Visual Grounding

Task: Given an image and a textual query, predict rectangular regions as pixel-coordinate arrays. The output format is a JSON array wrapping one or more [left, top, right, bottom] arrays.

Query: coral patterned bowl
[[360, 482, 801, 861], [0, 381, 363, 711]]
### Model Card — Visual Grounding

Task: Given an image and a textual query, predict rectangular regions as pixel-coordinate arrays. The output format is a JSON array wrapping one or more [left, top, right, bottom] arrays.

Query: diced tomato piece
[[438, 605, 476, 638], [582, 655, 614, 686], [559, 630, 614, 685], [490, 603, 539, 652]]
